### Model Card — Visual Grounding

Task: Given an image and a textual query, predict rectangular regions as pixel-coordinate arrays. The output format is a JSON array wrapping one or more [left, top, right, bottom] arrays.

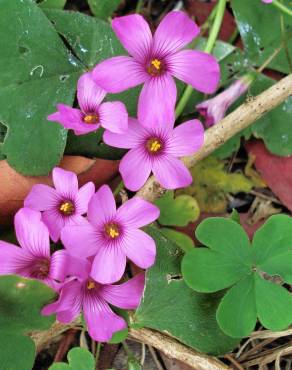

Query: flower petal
[[61, 223, 99, 259], [153, 11, 200, 57], [152, 155, 192, 189], [87, 185, 116, 227], [167, 50, 220, 94], [138, 73, 176, 128], [112, 14, 153, 62], [83, 294, 126, 342], [92, 56, 148, 93], [99, 273, 145, 309], [123, 229, 156, 269], [168, 119, 204, 157], [103, 118, 145, 149], [24, 184, 59, 211], [49, 250, 90, 282], [0, 241, 33, 276], [52, 167, 79, 199], [99, 101, 128, 134], [117, 197, 159, 228], [15, 208, 50, 258], [42, 209, 64, 243], [41, 280, 83, 323], [77, 72, 106, 112], [120, 148, 152, 192], [75, 182, 95, 214], [91, 245, 127, 284]]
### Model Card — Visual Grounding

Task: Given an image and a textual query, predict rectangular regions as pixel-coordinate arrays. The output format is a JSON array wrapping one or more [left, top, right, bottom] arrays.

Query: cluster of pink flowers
[[0, 11, 229, 342], [0, 168, 159, 341]]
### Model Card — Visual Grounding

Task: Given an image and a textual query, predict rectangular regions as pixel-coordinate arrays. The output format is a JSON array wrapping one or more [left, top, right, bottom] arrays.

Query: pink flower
[[196, 78, 250, 127], [92, 11, 220, 127], [0, 208, 83, 291], [48, 72, 128, 135], [262, 0, 273, 3], [61, 185, 159, 284], [24, 167, 95, 242], [42, 260, 145, 342], [103, 118, 204, 191]]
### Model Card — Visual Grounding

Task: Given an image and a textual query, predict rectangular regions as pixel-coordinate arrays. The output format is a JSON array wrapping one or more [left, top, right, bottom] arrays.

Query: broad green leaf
[[255, 274, 292, 331], [88, 0, 121, 20], [0, 276, 55, 370], [216, 275, 257, 338], [195, 217, 253, 265], [155, 191, 200, 227], [259, 251, 292, 284], [109, 328, 128, 344], [49, 347, 95, 370], [182, 248, 250, 293], [231, 0, 292, 74], [0, 334, 35, 370], [134, 227, 239, 355], [37, 0, 66, 9], [0, 0, 81, 175], [160, 228, 194, 253], [252, 214, 292, 264]]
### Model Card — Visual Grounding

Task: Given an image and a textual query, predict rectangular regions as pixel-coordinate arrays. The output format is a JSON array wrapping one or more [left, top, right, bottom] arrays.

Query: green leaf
[[252, 214, 292, 264], [160, 228, 194, 253], [49, 347, 95, 370], [195, 217, 252, 265], [0, 276, 55, 370], [231, 0, 292, 74], [109, 328, 128, 344], [182, 248, 250, 293], [259, 252, 292, 284], [0, 334, 35, 370], [88, 0, 121, 20], [255, 274, 292, 331], [0, 0, 81, 175], [155, 191, 200, 227], [134, 227, 239, 355], [37, 0, 67, 9], [230, 209, 240, 224], [216, 275, 257, 338], [127, 359, 142, 370]]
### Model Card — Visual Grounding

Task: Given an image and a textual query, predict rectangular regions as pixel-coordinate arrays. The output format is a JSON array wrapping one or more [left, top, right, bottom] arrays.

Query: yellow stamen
[[151, 59, 161, 70], [105, 223, 120, 239], [59, 201, 75, 215], [83, 114, 99, 124], [146, 138, 162, 153], [87, 280, 96, 290]]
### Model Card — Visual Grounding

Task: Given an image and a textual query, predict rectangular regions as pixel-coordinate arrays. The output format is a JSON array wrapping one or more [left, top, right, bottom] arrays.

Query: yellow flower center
[[59, 201, 75, 216], [147, 59, 164, 76], [104, 223, 120, 239], [146, 138, 162, 153], [83, 114, 99, 124], [87, 280, 96, 290]]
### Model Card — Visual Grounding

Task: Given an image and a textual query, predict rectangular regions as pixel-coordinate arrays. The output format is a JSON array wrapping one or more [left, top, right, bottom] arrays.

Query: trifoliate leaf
[[49, 347, 95, 370]]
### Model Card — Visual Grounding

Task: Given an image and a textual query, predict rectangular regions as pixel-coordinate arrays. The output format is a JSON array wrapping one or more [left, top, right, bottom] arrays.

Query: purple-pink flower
[[262, 0, 273, 3], [24, 167, 95, 242], [48, 72, 128, 135], [92, 11, 220, 127], [0, 208, 83, 291], [104, 118, 204, 191], [196, 77, 250, 127], [42, 259, 145, 342], [61, 184, 159, 284]]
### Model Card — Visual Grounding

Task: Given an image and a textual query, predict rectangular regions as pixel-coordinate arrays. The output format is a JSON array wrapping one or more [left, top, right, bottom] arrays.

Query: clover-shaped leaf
[[49, 347, 95, 370], [182, 215, 292, 338], [154, 191, 200, 227]]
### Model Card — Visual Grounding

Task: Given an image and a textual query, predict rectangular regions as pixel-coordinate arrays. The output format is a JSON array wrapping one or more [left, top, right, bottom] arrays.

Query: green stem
[[135, 0, 143, 14], [113, 180, 124, 197], [272, 0, 292, 17], [175, 0, 227, 119], [95, 342, 101, 363]]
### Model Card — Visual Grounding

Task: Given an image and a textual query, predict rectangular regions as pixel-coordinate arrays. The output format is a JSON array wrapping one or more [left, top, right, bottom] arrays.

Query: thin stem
[[272, 0, 292, 17], [135, 0, 144, 14], [175, 0, 227, 118], [95, 342, 101, 364], [113, 180, 124, 197]]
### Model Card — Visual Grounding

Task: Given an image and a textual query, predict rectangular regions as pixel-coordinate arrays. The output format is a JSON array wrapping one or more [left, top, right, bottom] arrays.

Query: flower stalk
[[175, 0, 227, 118]]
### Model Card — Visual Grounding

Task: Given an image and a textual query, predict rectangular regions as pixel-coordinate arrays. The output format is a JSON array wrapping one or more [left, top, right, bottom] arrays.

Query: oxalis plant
[[1, 0, 292, 369]]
